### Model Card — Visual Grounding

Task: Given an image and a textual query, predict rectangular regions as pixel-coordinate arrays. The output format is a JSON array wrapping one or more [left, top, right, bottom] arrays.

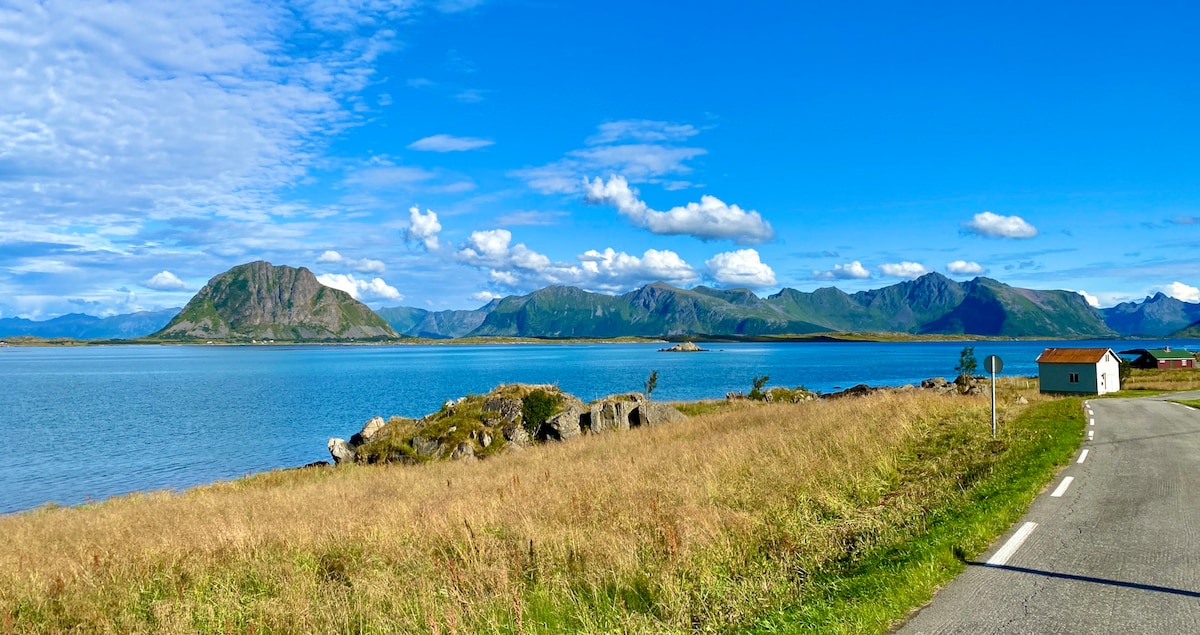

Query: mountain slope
[[152, 261, 398, 341], [0, 309, 179, 340], [376, 301, 497, 338], [1102, 293, 1200, 336]]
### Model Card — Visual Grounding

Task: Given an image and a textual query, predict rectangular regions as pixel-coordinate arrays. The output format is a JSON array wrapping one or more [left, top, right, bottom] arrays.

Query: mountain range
[[5, 265, 1200, 341]]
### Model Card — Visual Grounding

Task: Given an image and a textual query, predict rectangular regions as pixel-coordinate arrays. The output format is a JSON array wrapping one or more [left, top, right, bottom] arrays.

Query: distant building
[[1128, 347, 1195, 370], [1036, 348, 1121, 395]]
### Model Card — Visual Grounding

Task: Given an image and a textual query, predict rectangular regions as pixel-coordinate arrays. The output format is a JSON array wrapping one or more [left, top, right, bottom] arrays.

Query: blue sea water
[[0, 339, 1192, 514]]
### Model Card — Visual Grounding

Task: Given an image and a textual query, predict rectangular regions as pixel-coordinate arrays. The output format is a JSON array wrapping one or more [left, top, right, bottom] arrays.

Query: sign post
[[984, 355, 1004, 438]]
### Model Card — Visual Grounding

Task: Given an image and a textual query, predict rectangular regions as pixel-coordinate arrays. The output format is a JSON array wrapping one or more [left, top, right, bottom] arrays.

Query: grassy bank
[[0, 386, 1082, 634], [1121, 366, 1200, 392]]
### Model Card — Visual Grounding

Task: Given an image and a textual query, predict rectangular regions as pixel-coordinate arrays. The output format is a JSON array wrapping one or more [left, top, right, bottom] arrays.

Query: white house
[[1036, 348, 1121, 395]]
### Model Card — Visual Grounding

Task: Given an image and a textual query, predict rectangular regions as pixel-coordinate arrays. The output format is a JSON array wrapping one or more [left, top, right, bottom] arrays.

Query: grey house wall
[[1038, 354, 1121, 395]]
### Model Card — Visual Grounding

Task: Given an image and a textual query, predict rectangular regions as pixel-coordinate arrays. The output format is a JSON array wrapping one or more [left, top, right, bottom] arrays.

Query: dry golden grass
[[1121, 367, 1200, 392], [0, 383, 1051, 634]]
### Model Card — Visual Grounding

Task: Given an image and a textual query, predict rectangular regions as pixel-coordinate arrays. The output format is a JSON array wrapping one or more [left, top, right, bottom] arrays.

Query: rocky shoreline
[[324, 374, 1004, 467]]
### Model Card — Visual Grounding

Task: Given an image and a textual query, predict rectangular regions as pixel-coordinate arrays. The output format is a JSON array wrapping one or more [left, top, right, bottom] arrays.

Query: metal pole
[[991, 366, 997, 438]]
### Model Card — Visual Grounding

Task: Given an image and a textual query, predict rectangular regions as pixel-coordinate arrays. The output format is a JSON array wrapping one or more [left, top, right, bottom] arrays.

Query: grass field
[[1120, 366, 1200, 392], [0, 382, 1083, 634]]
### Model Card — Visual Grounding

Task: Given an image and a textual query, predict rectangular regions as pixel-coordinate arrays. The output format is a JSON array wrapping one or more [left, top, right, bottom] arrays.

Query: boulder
[[921, 377, 949, 390], [964, 385, 983, 396], [473, 430, 493, 448], [659, 341, 706, 352], [826, 384, 875, 399], [450, 442, 475, 461], [350, 416, 386, 446], [327, 438, 356, 465], [1015, 395, 1029, 405], [640, 401, 687, 426], [411, 436, 444, 459], [543, 402, 586, 441], [589, 394, 648, 433], [501, 422, 531, 448]]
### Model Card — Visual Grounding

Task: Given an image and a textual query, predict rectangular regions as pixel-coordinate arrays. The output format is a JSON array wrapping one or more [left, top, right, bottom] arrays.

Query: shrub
[[644, 370, 658, 400], [956, 346, 978, 377], [748, 374, 770, 401], [521, 389, 561, 438]]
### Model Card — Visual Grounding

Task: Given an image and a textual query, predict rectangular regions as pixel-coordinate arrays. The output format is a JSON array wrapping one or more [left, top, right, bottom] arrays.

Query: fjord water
[[0, 340, 1189, 514]]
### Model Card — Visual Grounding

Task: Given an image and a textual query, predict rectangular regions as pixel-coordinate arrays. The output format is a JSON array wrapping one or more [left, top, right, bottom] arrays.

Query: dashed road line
[[1051, 476, 1074, 497], [1089, 418, 1095, 426], [1088, 430, 1095, 440], [987, 522, 1038, 566], [1077, 449, 1089, 464]]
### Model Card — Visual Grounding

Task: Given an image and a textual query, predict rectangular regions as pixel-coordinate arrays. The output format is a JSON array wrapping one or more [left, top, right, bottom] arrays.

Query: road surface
[[896, 392, 1200, 634]]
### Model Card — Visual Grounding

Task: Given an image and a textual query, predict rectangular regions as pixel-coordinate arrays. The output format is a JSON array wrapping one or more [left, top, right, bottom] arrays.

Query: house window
[[1069, 373, 1080, 383]]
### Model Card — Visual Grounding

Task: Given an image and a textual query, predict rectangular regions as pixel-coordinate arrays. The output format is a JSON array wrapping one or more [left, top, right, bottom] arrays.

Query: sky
[[3, 0, 1200, 319]]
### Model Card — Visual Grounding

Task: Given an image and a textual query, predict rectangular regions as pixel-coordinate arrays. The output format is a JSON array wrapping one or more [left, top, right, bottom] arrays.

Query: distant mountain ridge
[[380, 273, 1118, 339], [152, 261, 398, 341], [11, 271, 1200, 340], [0, 309, 179, 340]]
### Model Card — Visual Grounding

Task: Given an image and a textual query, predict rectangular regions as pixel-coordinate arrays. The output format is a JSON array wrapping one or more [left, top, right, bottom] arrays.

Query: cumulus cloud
[[946, 260, 986, 275], [965, 212, 1038, 239], [584, 175, 774, 244], [315, 273, 402, 302], [405, 206, 442, 250], [469, 290, 502, 303], [407, 134, 494, 152], [1076, 290, 1101, 308], [879, 261, 931, 279], [814, 261, 871, 280], [705, 249, 776, 288], [143, 270, 189, 291], [1157, 281, 1200, 303], [455, 229, 699, 292], [314, 250, 385, 274]]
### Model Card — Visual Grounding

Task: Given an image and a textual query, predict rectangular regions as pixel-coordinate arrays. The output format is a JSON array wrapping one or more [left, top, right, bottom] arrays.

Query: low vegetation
[[1118, 367, 1200, 392], [0, 383, 1082, 634]]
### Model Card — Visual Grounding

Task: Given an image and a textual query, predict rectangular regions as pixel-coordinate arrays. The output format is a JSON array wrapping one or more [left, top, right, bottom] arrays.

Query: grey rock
[[327, 438, 356, 465], [640, 401, 687, 426], [544, 402, 586, 441], [483, 397, 522, 424], [411, 436, 444, 459], [475, 430, 493, 448], [1015, 395, 1030, 405], [590, 394, 645, 433], [350, 416, 386, 446], [922, 377, 950, 389], [964, 385, 984, 396], [501, 422, 531, 448], [451, 442, 475, 461]]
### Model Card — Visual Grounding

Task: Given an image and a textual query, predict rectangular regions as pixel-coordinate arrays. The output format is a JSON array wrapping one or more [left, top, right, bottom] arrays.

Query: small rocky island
[[328, 384, 686, 465], [659, 341, 706, 352]]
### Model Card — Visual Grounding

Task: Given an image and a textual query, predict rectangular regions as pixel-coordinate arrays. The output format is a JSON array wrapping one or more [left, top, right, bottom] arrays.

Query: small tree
[[644, 370, 659, 400], [749, 374, 770, 401], [1119, 359, 1132, 383], [955, 346, 978, 378], [521, 389, 560, 438]]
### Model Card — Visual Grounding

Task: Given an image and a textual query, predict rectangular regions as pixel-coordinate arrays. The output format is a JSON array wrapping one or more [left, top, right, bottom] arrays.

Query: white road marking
[[987, 522, 1038, 566], [1051, 476, 1074, 497], [1077, 449, 1089, 464], [1089, 418, 1095, 426], [1088, 430, 1095, 440]]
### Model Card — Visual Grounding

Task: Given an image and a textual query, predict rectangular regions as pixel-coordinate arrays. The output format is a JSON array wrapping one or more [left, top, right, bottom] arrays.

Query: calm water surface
[[0, 340, 1190, 513]]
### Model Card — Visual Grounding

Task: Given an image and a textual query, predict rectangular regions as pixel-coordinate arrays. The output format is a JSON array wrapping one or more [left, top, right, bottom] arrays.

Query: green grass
[[1170, 399, 1200, 409], [742, 397, 1086, 633], [1100, 389, 1171, 399]]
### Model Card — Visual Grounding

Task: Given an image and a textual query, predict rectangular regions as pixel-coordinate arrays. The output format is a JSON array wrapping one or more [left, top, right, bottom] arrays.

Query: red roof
[[1036, 348, 1115, 364]]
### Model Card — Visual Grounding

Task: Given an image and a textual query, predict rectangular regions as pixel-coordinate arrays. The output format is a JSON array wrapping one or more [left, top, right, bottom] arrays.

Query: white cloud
[[494, 210, 568, 226], [705, 249, 776, 288], [455, 229, 699, 293], [408, 134, 494, 152], [405, 205, 442, 250], [512, 121, 707, 194], [879, 261, 931, 279], [965, 212, 1038, 239], [814, 261, 871, 280], [587, 120, 700, 145], [1157, 281, 1200, 303], [1076, 290, 1101, 308], [469, 290, 502, 303], [314, 250, 385, 273], [584, 175, 774, 244], [143, 270, 188, 291], [946, 260, 986, 275], [579, 248, 699, 289], [316, 273, 403, 302]]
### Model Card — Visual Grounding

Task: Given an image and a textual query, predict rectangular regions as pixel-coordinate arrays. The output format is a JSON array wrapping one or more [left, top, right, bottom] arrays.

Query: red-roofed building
[[1036, 347, 1121, 395]]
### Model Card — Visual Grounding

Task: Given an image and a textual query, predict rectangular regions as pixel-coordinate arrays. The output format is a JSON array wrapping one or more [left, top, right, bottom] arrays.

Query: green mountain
[[1102, 292, 1200, 336], [389, 273, 1115, 339], [152, 261, 398, 341], [376, 302, 497, 339]]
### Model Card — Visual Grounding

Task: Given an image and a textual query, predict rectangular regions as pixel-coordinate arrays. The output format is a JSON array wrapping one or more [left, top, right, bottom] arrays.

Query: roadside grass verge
[[0, 387, 1077, 634], [1169, 399, 1200, 409]]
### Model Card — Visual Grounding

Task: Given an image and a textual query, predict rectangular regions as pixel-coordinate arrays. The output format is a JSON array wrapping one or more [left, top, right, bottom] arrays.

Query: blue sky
[[3, 0, 1200, 318]]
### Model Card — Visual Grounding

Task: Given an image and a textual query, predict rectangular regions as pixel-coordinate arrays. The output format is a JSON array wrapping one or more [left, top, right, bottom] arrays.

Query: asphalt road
[[896, 392, 1200, 634]]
